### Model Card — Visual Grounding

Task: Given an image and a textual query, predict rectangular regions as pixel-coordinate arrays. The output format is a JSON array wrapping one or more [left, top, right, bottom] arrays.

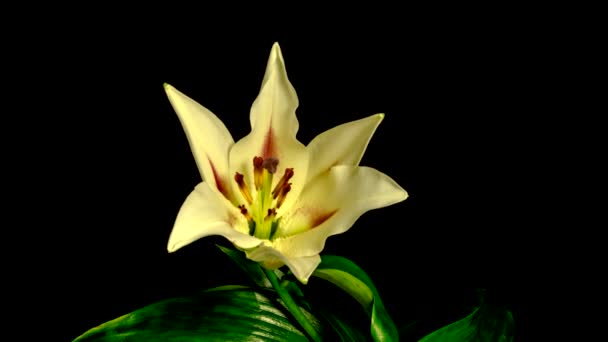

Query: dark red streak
[[311, 210, 337, 229]]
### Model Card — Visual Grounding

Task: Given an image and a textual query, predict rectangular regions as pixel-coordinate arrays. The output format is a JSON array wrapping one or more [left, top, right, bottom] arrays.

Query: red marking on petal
[[262, 126, 276, 159], [208, 156, 227, 197], [310, 210, 337, 229]]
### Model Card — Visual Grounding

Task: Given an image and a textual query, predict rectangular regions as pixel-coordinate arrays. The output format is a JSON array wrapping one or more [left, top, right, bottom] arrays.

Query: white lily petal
[[229, 43, 309, 211], [164, 84, 235, 200], [246, 246, 321, 284], [272, 166, 408, 258], [168, 182, 262, 253], [251, 42, 300, 140], [306, 114, 384, 182]]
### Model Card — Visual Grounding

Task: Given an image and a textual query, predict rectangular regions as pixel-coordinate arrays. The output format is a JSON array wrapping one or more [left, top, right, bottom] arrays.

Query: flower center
[[234, 156, 294, 240]]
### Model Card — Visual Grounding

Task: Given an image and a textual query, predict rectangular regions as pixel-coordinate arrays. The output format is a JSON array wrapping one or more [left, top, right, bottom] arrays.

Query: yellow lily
[[164, 43, 408, 283]]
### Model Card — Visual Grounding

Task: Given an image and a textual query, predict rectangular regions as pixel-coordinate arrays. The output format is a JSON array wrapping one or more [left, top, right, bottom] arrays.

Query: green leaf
[[312, 255, 398, 342], [418, 295, 515, 342], [216, 244, 272, 288], [73, 287, 309, 341], [73, 285, 369, 341], [215, 246, 369, 340], [314, 305, 370, 342]]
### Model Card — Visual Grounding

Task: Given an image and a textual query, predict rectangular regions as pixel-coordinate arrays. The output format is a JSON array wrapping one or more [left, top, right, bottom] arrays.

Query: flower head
[[164, 43, 408, 283]]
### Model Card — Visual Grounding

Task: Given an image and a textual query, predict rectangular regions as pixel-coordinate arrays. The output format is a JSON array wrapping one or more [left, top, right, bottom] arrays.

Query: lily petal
[[168, 182, 262, 253], [306, 114, 384, 182], [251, 42, 300, 141], [164, 84, 235, 200], [246, 245, 321, 284], [272, 166, 408, 257], [229, 43, 308, 211]]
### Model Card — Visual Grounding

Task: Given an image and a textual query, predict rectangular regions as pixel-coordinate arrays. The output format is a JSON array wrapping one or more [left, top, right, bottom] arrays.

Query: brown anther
[[265, 208, 277, 221], [238, 204, 252, 220], [253, 156, 264, 189], [272, 168, 294, 198], [262, 157, 279, 174], [234, 172, 253, 204], [275, 183, 291, 209]]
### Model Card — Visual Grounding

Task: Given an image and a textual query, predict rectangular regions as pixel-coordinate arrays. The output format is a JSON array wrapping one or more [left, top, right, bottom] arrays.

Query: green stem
[[264, 269, 322, 342]]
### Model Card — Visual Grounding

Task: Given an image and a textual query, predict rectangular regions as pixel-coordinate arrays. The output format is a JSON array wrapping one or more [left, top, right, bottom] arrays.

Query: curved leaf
[[313, 304, 370, 342], [418, 296, 514, 342], [312, 255, 398, 342], [74, 284, 369, 341], [73, 287, 309, 341]]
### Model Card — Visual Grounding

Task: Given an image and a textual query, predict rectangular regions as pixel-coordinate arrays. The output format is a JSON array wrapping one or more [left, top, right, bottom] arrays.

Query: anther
[[272, 168, 294, 198], [234, 172, 253, 204], [238, 204, 252, 220], [265, 208, 277, 221], [253, 156, 264, 190], [275, 183, 291, 209]]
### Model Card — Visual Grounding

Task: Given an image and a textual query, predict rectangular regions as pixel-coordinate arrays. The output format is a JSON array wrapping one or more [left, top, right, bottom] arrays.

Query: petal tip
[[163, 83, 179, 98], [400, 188, 409, 202], [271, 41, 282, 54], [167, 242, 178, 253], [372, 113, 385, 126], [268, 42, 286, 67]]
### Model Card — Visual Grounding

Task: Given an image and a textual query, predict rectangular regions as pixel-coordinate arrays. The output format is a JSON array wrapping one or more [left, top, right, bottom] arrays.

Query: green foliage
[[313, 255, 399, 342], [75, 247, 514, 342], [73, 286, 308, 341], [418, 292, 515, 342]]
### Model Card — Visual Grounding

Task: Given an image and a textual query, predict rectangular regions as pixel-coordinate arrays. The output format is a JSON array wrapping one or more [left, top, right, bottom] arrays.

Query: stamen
[[238, 204, 252, 220], [239, 204, 256, 235], [262, 157, 279, 174], [265, 208, 277, 221], [237, 156, 295, 240], [275, 183, 291, 209], [272, 168, 294, 199], [234, 172, 253, 204], [253, 156, 264, 190]]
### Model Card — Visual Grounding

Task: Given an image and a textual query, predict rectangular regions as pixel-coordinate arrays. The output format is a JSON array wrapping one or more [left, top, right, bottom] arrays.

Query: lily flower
[[164, 43, 408, 284]]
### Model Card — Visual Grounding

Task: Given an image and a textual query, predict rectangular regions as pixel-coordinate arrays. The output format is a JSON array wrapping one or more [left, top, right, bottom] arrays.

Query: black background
[[8, 8, 560, 341]]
